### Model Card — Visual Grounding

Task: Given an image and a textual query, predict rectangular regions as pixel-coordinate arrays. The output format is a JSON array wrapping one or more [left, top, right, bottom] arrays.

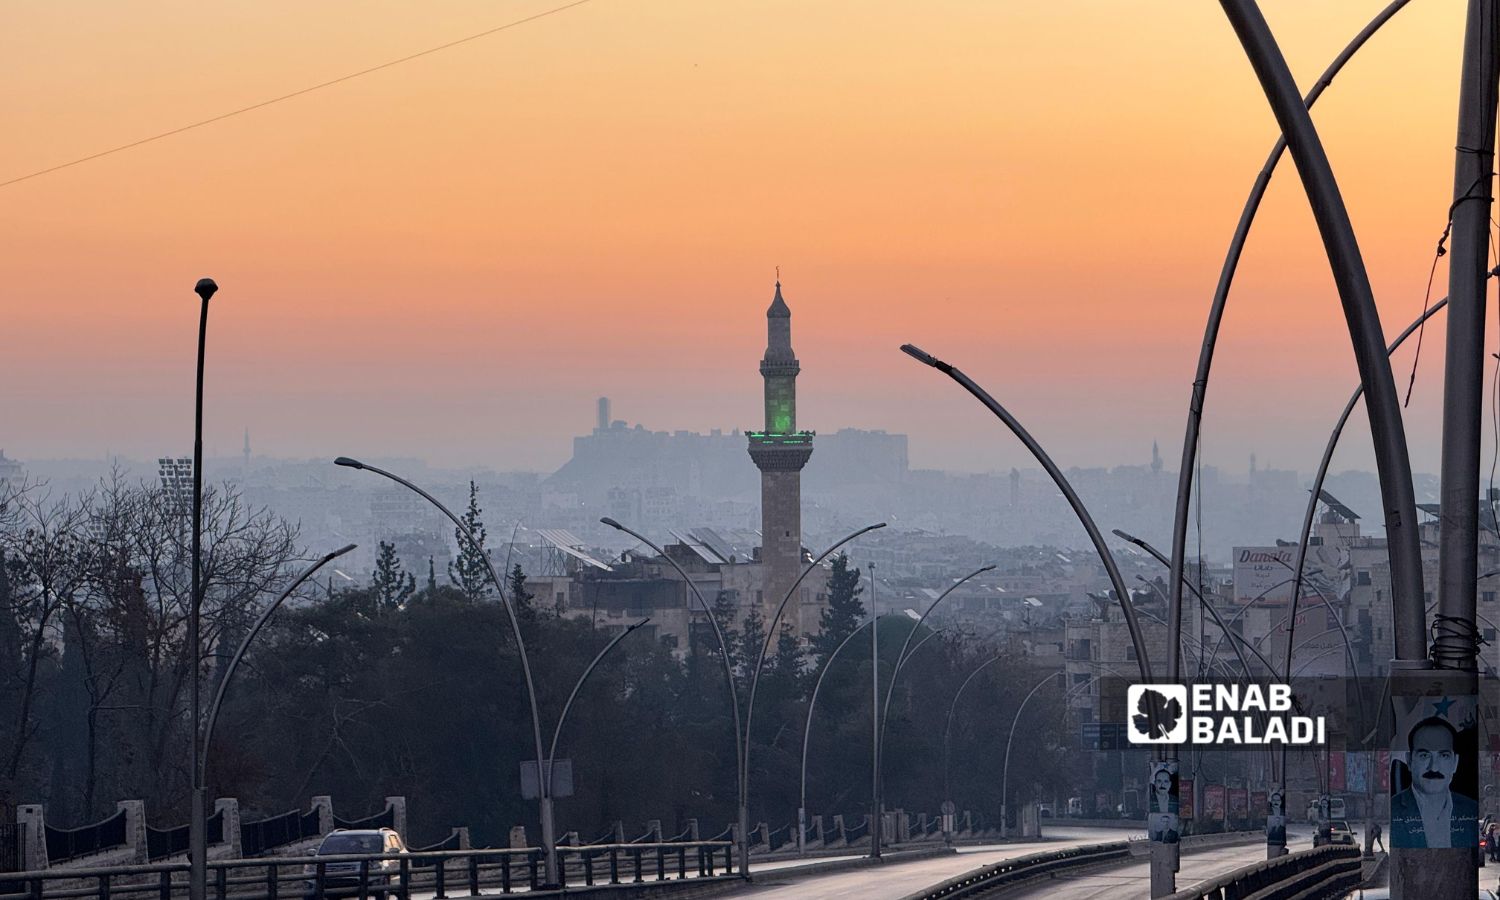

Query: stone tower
[[747, 281, 813, 627]]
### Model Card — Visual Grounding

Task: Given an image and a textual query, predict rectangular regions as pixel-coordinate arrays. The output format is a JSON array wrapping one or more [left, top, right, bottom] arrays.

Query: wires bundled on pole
[[1430, 614, 1486, 668]]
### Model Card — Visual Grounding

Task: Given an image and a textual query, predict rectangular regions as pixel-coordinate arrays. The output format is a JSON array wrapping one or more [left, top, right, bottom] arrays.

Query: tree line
[[0, 476, 1074, 847]]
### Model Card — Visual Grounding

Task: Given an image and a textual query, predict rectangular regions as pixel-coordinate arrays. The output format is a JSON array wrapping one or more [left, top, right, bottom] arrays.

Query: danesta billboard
[[1233, 546, 1296, 606]]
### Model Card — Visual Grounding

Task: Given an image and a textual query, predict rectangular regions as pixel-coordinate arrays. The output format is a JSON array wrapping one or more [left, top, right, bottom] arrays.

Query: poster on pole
[[1389, 693, 1478, 849], [1204, 784, 1226, 822], [1329, 751, 1346, 792], [1147, 760, 1179, 844], [1179, 778, 1194, 819]]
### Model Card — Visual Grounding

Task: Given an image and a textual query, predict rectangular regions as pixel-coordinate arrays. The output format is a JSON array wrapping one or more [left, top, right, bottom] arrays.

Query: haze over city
[[7, 2, 1500, 898], [2, 1, 1487, 476]]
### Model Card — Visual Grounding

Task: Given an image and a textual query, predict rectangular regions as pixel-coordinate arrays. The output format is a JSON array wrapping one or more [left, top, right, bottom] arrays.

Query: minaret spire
[[748, 279, 814, 630]]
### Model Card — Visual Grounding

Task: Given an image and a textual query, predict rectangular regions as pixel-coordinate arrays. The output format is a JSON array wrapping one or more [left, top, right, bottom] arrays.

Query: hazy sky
[[1, 2, 1489, 476]]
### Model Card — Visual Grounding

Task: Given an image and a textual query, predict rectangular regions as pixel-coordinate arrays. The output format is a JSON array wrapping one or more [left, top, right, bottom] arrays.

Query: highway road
[[719, 826, 1142, 899], [1003, 826, 1314, 900]]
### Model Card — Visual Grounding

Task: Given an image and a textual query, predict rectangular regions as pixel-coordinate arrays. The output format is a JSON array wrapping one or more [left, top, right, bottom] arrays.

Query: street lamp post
[[599, 517, 749, 876], [798, 612, 902, 856], [201, 545, 358, 782], [336, 459, 556, 883], [873, 565, 992, 854], [1000, 672, 1062, 839], [188, 276, 217, 900], [740, 524, 885, 867], [545, 619, 651, 805], [898, 344, 1171, 889]]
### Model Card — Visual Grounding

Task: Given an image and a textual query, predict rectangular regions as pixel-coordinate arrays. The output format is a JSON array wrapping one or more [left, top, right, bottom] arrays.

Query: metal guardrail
[[0, 841, 737, 900], [906, 842, 1131, 899], [1165, 844, 1361, 900]]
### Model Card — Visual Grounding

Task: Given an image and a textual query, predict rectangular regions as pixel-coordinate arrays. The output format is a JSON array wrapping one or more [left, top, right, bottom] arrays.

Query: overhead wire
[[0, 0, 595, 190]]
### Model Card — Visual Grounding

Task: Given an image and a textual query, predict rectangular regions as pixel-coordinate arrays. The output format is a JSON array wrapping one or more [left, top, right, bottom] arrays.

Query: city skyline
[[2, 2, 1485, 475]]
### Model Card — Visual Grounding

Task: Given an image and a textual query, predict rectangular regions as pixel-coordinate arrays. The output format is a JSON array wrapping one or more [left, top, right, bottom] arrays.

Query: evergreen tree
[[811, 553, 865, 660], [447, 481, 492, 601], [371, 541, 416, 611], [507, 564, 536, 621], [426, 557, 438, 594]]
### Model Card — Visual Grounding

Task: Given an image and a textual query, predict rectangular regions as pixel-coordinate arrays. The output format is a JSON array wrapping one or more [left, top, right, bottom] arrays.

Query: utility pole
[[869, 563, 882, 859], [1394, 3, 1499, 897]]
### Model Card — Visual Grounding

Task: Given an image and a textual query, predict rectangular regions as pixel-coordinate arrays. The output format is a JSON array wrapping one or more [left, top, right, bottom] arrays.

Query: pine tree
[[812, 552, 865, 660], [426, 557, 437, 593], [372, 541, 416, 611], [447, 481, 492, 601], [507, 563, 536, 621]]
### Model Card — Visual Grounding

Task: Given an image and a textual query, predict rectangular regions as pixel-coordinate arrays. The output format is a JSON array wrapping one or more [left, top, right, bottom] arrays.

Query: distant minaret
[[1151, 440, 1162, 476], [748, 281, 813, 628], [1009, 467, 1020, 507], [242, 429, 251, 472]]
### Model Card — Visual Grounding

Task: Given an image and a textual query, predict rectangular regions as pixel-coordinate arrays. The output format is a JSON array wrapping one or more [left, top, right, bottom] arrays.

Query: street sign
[[520, 759, 574, 799], [1081, 723, 1128, 750]]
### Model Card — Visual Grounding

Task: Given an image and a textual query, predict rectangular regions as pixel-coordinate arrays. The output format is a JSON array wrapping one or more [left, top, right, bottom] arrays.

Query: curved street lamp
[[871, 565, 991, 857], [741, 523, 885, 865], [900, 345, 1152, 683], [797, 612, 904, 856], [336, 458, 555, 882], [545, 618, 651, 803], [600, 516, 749, 875], [201, 544, 358, 784]]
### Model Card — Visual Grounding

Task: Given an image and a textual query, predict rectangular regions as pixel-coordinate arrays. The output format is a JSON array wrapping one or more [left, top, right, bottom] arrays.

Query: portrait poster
[[1388, 693, 1478, 849]]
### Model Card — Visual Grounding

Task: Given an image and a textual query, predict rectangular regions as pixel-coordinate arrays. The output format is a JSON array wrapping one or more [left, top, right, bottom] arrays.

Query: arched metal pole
[[1218, 0, 1425, 660], [797, 613, 900, 855], [1285, 298, 1449, 682], [201, 544, 357, 784], [337, 458, 557, 884], [874, 565, 991, 852], [900, 345, 1153, 684], [1164, 0, 1412, 706], [743, 523, 884, 857], [600, 517, 748, 877], [1000, 671, 1069, 839], [942, 655, 1005, 812], [545, 618, 650, 800]]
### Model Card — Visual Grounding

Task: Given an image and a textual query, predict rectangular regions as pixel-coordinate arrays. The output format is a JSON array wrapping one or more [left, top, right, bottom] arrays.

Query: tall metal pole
[[188, 277, 216, 900], [799, 614, 899, 856], [600, 517, 748, 877], [869, 563, 881, 859], [899, 345, 1153, 683], [546, 619, 651, 800], [873, 565, 991, 851], [336, 458, 555, 884], [1001, 672, 1062, 839], [899, 344, 1167, 890], [1418, 3, 1499, 895], [1217, 0, 1425, 658], [742, 523, 884, 860], [200, 545, 357, 783]]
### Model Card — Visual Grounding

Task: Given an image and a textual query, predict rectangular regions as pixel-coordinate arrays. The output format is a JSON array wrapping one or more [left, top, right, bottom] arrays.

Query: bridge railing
[[0, 840, 739, 900], [1165, 844, 1361, 900]]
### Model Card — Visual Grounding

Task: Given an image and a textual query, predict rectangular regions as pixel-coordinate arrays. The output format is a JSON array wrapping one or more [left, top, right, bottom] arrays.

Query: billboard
[[1233, 546, 1296, 606], [1329, 751, 1346, 792]]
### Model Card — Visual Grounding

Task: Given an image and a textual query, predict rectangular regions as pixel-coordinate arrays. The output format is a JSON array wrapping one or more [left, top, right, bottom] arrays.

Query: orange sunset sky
[[0, 1, 1490, 476]]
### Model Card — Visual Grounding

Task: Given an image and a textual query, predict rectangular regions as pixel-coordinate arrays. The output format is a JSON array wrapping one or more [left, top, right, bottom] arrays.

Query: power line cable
[[0, 0, 595, 190]]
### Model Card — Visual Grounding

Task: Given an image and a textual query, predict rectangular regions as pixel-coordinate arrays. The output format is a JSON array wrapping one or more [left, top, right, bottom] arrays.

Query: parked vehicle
[[303, 828, 408, 898]]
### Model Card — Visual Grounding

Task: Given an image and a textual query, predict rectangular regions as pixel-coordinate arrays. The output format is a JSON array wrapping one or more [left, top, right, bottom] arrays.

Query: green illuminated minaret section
[[748, 281, 814, 630]]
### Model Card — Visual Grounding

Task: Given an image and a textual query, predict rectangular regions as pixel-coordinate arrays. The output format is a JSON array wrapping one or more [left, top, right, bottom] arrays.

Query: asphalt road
[[1003, 826, 1315, 900], [717, 827, 1142, 899]]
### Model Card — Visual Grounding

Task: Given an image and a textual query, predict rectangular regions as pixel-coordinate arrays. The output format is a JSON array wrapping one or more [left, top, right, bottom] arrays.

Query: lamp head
[[979, 564, 997, 573], [334, 456, 365, 470], [600, 517, 622, 530], [195, 278, 218, 302]]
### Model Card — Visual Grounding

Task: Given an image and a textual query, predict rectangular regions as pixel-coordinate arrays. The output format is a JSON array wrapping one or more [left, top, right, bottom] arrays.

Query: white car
[[303, 828, 408, 897]]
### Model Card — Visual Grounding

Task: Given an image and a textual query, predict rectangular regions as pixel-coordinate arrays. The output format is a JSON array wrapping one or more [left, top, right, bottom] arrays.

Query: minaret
[[748, 281, 813, 629]]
